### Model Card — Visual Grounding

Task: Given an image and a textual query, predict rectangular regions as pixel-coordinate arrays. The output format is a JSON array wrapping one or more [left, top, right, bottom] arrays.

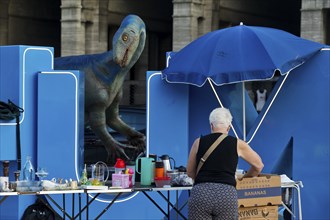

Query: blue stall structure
[[0, 45, 188, 219], [147, 47, 330, 219], [0, 44, 329, 219]]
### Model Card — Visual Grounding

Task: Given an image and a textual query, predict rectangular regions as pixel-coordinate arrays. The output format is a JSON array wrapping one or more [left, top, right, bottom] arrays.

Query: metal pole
[[242, 82, 246, 141]]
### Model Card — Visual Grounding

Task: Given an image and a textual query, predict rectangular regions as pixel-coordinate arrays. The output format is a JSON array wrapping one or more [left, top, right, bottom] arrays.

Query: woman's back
[[195, 133, 238, 186]]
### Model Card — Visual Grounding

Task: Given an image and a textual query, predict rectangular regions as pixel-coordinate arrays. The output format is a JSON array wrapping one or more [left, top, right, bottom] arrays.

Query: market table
[[0, 181, 302, 220], [81, 186, 192, 220], [0, 185, 191, 219], [147, 186, 191, 220], [80, 187, 133, 219], [38, 189, 84, 219], [0, 190, 85, 219]]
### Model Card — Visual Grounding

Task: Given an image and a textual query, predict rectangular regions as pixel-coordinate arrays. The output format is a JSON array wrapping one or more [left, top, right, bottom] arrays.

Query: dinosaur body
[[54, 15, 146, 162]]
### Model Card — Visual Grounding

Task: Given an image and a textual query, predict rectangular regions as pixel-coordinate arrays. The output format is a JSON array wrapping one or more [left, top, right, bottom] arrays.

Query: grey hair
[[209, 107, 233, 128]]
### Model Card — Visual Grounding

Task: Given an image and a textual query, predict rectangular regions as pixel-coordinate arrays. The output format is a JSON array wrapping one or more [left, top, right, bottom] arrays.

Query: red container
[[114, 158, 126, 174], [154, 176, 171, 187]]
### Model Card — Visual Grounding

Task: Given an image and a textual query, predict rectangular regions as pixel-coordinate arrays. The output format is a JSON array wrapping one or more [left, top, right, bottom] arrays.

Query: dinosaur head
[[113, 15, 146, 68]]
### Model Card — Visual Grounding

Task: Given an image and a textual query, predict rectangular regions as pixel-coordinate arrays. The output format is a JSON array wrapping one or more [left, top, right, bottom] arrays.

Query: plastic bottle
[[126, 160, 136, 186], [114, 158, 125, 174], [22, 156, 35, 181]]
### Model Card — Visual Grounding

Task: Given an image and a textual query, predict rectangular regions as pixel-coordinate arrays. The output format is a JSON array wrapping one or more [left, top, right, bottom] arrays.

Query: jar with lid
[[166, 169, 179, 184], [155, 161, 164, 178]]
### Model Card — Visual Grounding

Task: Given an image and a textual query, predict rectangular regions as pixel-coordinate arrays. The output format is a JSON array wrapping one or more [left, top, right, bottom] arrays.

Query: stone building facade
[[0, 0, 329, 105], [301, 0, 330, 44], [172, 0, 329, 50]]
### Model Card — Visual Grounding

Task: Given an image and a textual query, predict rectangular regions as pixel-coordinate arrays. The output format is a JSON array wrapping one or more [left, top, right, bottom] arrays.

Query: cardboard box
[[236, 174, 281, 207], [112, 174, 130, 188], [238, 205, 278, 220]]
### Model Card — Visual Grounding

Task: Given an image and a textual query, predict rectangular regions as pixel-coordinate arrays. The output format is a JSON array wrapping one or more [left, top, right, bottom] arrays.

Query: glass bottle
[[22, 156, 35, 181], [79, 164, 88, 185]]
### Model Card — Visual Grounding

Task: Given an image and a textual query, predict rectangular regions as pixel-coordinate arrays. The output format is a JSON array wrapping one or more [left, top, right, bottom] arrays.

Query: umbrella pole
[[207, 78, 239, 138], [242, 82, 246, 141]]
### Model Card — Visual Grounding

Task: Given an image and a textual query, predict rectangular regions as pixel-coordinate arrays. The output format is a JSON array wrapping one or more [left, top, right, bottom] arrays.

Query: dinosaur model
[[54, 14, 146, 163]]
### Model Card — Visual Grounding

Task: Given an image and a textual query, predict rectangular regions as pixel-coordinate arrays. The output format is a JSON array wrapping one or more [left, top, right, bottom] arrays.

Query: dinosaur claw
[[128, 134, 146, 149]]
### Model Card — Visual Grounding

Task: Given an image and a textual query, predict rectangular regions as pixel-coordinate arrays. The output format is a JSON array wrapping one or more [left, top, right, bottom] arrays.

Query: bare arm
[[237, 139, 264, 177], [187, 138, 200, 180]]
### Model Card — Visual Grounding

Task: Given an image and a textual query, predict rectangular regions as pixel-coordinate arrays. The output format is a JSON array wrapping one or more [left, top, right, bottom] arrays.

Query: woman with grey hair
[[187, 107, 263, 220]]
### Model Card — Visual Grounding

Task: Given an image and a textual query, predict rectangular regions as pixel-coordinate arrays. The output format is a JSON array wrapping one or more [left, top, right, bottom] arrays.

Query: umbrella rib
[[207, 78, 224, 108], [247, 71, 290, 144]]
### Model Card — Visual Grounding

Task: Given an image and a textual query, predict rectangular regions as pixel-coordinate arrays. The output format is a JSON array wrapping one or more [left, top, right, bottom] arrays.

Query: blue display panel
[[249, 49, 329, 219], [0, 45, 53, 219], [147, 71, 189, 163], [37, 71, 84, 181], [0, 46, 53, 162]]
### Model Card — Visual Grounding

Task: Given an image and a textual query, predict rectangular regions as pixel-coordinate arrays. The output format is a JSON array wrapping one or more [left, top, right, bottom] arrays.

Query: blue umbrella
[[161, 24, 325, 140], [162, 24, 324, 87]]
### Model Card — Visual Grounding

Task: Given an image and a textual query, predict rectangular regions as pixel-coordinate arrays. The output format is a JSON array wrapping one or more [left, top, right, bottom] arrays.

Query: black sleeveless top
[[194, 133, 238, 187]]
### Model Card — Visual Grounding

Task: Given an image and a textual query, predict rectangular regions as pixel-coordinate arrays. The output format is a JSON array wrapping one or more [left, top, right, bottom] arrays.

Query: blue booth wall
[[248, 49, 329, 218], [150, 49, 329, 219]]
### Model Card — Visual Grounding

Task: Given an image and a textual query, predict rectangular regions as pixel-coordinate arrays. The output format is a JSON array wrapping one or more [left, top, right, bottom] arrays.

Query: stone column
[[99, 0, 109, 51], [172, 0, 204, 51], [83, 0, 102, 54], [0, 0, 10, 45], [301, 0, 330, 44], [60, 0, 85, 56], [202, 0, 214, 33]]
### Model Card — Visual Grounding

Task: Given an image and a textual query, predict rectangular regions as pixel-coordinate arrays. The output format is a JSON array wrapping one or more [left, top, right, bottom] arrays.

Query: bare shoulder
[[237, 139, 252, 156], [191, 137, 200, 152]]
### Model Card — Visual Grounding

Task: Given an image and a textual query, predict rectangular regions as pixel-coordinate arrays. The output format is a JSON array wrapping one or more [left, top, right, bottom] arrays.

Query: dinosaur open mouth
[[121, 49, 129, 67]]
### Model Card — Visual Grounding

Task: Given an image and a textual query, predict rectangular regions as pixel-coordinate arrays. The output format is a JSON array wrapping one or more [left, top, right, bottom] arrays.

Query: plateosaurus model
[[54, 15, 146, 162]]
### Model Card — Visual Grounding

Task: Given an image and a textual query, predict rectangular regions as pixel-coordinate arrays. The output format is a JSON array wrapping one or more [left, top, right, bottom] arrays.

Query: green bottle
[[80, 164, 88, 185]]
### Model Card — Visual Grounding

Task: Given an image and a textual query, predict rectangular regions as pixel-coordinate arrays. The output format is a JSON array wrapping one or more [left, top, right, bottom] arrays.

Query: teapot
[[159, 155, 176, 176]]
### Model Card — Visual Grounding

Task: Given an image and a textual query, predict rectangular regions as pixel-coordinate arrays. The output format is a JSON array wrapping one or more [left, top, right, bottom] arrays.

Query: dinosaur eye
[[122, 34, 128, 42]]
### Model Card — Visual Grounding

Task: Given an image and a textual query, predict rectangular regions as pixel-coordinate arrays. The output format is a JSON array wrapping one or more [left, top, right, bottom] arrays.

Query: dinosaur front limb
[[106, 97, 146, 151], [88, 109, 133, 162]]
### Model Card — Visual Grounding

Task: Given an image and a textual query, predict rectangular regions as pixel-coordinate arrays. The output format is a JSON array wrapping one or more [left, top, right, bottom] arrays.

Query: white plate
[[81, 185, 108, 190]]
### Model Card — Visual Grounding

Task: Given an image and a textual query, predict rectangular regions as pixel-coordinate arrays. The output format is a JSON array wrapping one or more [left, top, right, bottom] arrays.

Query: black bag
[[0, 99, 23, 121], [21, 198, 60, 220], [0, 99, 24, 170]]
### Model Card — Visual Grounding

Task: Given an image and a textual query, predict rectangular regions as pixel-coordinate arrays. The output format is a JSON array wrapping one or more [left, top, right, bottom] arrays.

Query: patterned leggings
[[188, 182, 238, 220]]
